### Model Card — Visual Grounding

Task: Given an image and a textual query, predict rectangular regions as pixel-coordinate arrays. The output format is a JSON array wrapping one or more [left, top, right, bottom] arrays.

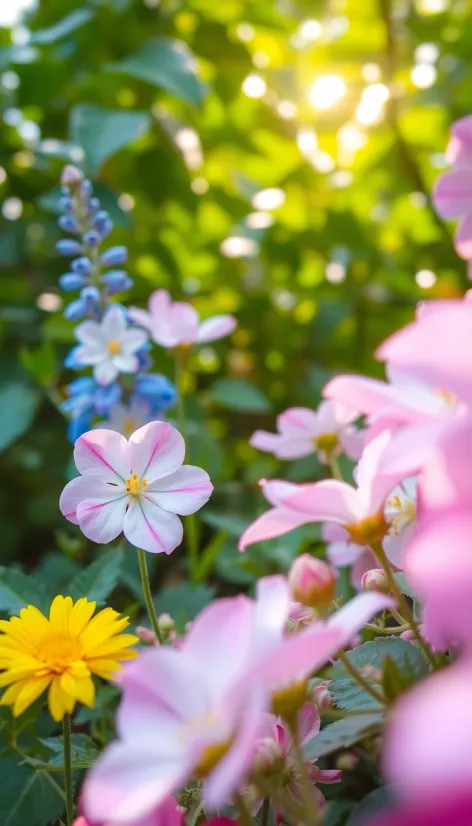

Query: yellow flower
[[0, 595, 139, 721]]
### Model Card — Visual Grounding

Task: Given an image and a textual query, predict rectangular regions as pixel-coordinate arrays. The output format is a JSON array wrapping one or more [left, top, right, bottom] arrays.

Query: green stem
[[373, 542, 437, 669], [137, 547, 164, 645], [260, 797, 270, 826], [174, 352, 200, 579], [234, 792, 255, 826], [365, 621, 410, 635], [290, 720, 320, 826], [337, 651, 386, 706], [62, 714, 74, 826], [327, 454, 343, 481]]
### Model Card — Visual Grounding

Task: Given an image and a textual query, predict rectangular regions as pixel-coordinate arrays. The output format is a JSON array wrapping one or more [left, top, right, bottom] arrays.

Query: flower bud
[[312, 682, 333, 711], [80, 179, 93, 198], [136, 626, 158, 645], [102, 269, 133, 294], [83, 230, 100, 246], [288, 554, 337, 611], [56, 239, 82, 256], [61, 165, 84, 189], [64, 299, 88, 321], [58, 214, 81, 233], [59, 273, 87, 291], [158, 613, 175, 633], [80, 286, 101, 311], [101, 245, 128, 267], [335, 752, 358, 771], [361, 568, 390, 594], [400, 629, 415, 641], [71, 256, 92, 274], [252, 738, 285, 777]]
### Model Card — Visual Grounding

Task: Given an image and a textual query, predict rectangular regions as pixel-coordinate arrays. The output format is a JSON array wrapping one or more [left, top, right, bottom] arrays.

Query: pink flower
[[239, 432, 402, 557], [250, 401, 363, 462], [75, 794, 183, 826], [83, 576, 392, 822], [324, 367, 460, 477], [382, 660, 472, 805], [433, 116, 472, 263], [364, 796, 472, 826], [251, 703, 341, 822], [129, 290, 236, 349], [60, 421, 213, 554]]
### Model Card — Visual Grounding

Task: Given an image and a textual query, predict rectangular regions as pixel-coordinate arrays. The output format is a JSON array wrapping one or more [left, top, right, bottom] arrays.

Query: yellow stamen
[[194, 739, 232, 778], [314, 432, 339, 454], [345, 512, 389, 546], [107, 340, 121, 356], [125, 473, 148, 495]]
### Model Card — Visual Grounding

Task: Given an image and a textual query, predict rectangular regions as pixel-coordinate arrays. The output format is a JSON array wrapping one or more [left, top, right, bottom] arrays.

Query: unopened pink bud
[[61, 164, 84, 188], [136, 626, 158, 645], [252, 737, 285, 777], [288, 554, 337, 611], [312, 683, 333, 711], [400, 629, 415, 641], [361, 568, 390, 594], [335, 752, 359, 771]]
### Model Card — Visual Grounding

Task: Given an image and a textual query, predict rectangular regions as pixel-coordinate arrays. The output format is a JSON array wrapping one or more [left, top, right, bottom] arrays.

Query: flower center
[[271, 678, 309, 719], [386, 494, 416, 537], [125, 473, 148, 495], [193, 739, 232, 778], [107, 340, 121, 356], [345, 512, 389, 546], [39, 633, 81, 674], [123, 417, 136, 437], [314, 432, 339, 454]]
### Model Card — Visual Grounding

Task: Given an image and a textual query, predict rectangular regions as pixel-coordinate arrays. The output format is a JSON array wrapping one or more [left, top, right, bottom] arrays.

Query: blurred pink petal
[[365, 796, 472, 826], [446, 114, 472, 165], [239, 507, 311, 550], [197, 315, 237, 343], [130, 290, 236, 349], [433, 167, 472, 219], [455, 213, 472, 259], [284, 480, 363, 523]]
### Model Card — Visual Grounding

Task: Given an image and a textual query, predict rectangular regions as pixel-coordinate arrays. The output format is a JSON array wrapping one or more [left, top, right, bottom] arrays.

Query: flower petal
[[121, 328, 148, 354], [74, 429, 130, 482], [433, 167, 472, 219], [283, 479, 364, 523], [101, 305, 127, 339], [128, 307, 155, 333], [94, 359, 119, 386], [77, 492, 128, 544], [238, 507, 312, 551], [60, 476, 101, 525], [145, 466, 213, 515], [75, 319, 104, 346], [123, 497, 183, 554], [328, 592, 395, 645], [112, 354, 139, 374], [197, 315, 237, 343], [129, 421, 185, 481], [83, 741, 190, 825]]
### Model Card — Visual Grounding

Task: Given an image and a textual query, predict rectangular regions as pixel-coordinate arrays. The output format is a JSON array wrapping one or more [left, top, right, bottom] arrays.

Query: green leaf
[[30, 9, 94, 44], [69, 105, 150, 175], [68, 548, 124, 605], [208, 379, 272, 413], [201, 510, 250, 536], [156, 583, 214, 631], [0, 567, 49, 615], [0, 383, 40, 453], [0, 757, 65, 826], [345, 787, 392, 826], [394, 572, 417, 600], [41, 734, 99, 770], [107, 38, 207, 105], [329, 638, 428, 711], [304, 712, 384, 759], [20, 342, 57, 388]]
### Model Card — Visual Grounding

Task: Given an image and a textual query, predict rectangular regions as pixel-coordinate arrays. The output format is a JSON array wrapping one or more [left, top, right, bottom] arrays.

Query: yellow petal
[[49, 595, 72, 633], [72, 675, 95, 708], [86, 658, 124, 680], [13, 675, 51, 717], [60, 671, 77, 697], [84, 634, 139, 659], [48, 677, 67, 722], [68, 598, 96, 638], [0, 680, 24, 706]]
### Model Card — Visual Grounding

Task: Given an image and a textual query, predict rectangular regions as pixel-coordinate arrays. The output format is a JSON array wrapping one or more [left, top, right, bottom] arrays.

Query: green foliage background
[[0, 0, 469, 580]]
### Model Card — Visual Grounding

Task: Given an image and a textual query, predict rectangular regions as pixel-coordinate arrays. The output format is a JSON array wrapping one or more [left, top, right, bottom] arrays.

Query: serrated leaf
[[0, 383, 40, 453], [68, 548, 124, 605], [0, 567, 49, 615], [304, 712, 384, 760], [41, 734, 99, 770], [329, 638, 428, 711], [345, 787, 392, 826], [394, 573, 416, 599], [69, 105, 150, 175], [0, 757, 65, 826], [30, 9, 94, 44], [107, 38, 207, 105], [209, 379, 272, 413]]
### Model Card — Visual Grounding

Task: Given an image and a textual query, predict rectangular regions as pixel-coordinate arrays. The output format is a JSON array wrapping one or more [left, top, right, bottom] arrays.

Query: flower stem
[[137, 547, 164, 645], [327, 454, 343, 481], [234, 792, 255, 826], [174, 352, 200, 579], [372, 542, 437, 669], [62, 714, 74, 826], [337, 651, 386, 706], [289, 720, 320, 826], [260, 797, 270, 826]]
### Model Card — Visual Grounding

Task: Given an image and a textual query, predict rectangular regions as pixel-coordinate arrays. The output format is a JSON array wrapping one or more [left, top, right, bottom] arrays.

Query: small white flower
[[104, 400, 154, 437], [74, 305, 148, 385], [383, 476, 418, 568]]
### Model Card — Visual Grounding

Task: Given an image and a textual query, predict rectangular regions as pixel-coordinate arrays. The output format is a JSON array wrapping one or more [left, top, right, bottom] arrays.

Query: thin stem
[[337, 651, 386, 706], [365, 621, 410, 635], [327, 454, 343, 481], [234, 792, 255, 826], [289, 720, 320, 826], [174, 352, 200, 578], [260, 797, 270, 826], [62, 714, 74, 826], [373, 542, 437, 669], [137, 547, 164, 645]]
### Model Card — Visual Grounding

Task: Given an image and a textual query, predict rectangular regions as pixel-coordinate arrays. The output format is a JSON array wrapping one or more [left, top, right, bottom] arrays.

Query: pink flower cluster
[[433, 115, 472, 275]]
